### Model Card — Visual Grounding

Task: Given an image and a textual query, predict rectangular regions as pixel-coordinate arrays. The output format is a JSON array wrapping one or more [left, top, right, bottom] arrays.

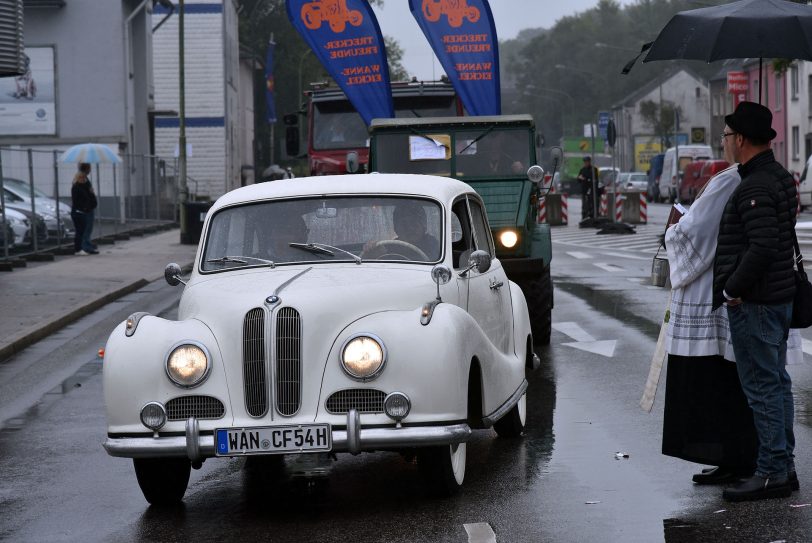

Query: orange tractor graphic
[[301, 0, 364, 33], [422, 0, 480, 28]]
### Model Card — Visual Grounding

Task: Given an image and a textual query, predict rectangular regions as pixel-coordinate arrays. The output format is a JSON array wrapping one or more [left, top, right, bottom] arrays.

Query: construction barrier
[[607, 191, 648, 224], [538, 193, 568, 225], [599, 193, 608, 217]]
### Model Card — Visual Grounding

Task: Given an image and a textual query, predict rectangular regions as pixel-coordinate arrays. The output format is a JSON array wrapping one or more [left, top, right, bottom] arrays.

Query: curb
[[0, 278, 149, 363]]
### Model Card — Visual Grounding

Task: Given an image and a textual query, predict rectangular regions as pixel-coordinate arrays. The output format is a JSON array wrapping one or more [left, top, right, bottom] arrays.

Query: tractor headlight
[[341, 334, 386, 380], [499, 230, 519, 248], [165, 342, 210, 387]]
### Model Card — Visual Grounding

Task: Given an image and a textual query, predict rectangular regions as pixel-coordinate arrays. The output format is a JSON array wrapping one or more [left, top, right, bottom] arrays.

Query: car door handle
[[489, 279, 504, 290]]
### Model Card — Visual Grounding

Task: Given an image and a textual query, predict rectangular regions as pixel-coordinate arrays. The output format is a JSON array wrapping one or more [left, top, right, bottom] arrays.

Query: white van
[[658, 144, 714, 203], [799, 154, 812, 209]]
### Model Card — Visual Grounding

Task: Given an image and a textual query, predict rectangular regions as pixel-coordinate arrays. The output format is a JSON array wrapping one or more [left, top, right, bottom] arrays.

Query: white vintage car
[[102, 174, 536, 505]]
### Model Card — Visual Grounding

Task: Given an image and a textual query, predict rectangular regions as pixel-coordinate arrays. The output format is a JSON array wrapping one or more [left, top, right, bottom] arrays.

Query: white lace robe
[[664, 165, 802, 363]]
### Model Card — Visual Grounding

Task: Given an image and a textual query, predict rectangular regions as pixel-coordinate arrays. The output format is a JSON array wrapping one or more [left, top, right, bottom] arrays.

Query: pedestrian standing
[[70, 163, 98, 256], [577, 156, 598, 219], [713, 101, 798, 502]]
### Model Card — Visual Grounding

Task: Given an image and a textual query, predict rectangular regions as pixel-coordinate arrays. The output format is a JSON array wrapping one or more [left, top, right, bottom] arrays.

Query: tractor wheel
[[522, 267, 553, 345]]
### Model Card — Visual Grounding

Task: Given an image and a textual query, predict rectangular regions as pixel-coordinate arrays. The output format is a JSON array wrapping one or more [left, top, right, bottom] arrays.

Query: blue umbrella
[[60, 143, 121, 164]]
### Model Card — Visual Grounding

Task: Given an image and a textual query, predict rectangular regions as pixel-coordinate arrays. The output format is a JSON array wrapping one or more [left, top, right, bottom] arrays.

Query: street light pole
[[297, 49, 313, 111], [178, 0, 188, 241]]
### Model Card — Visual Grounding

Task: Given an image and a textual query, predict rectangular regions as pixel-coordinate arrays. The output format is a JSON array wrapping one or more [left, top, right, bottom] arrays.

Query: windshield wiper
[[206, 255, 275, 268], [289, 243, 334, 256], [290, 242, 362, 264], [457, 126, 495, 156]]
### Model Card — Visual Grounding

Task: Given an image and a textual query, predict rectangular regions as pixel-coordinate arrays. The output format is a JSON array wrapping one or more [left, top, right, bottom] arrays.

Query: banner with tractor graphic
[[287, 0, 394, 125], [409, 0, 500, 116]]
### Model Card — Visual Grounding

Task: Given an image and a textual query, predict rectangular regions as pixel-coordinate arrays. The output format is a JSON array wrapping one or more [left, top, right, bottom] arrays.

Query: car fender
[[103, 316, 232, 434], [319, 304, 524, 425], [509, 279, 532, 362]]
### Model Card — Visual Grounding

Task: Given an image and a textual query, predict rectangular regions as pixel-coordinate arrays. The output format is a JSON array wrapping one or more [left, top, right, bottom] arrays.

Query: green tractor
[[368, 114, 553, 344]]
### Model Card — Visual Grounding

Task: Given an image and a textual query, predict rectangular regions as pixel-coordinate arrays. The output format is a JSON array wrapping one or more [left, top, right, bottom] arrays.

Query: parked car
[[678, 160, 730, 204], [102, 174, 536, 505], [621, 172, 649, 192], [2, 188, 69, 241], [0, 206, 29, 248], [598, 167, 620, 192], [647, 153, 665, 202], [799, 154, 812, 210], [659, 145, 714, 203], [0, 204, 46, 245], [2, 177, 74, 237]]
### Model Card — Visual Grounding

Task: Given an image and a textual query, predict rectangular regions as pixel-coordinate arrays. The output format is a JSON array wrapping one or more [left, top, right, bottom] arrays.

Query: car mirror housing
[[164, 262, 186, 286]]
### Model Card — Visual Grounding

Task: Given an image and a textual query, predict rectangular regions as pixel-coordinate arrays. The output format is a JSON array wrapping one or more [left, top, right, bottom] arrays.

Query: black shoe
[[722, 474, 792, 502], [692, 466, 745, 485], [86, 249, 99, 254], [790, 471, 800, 492]]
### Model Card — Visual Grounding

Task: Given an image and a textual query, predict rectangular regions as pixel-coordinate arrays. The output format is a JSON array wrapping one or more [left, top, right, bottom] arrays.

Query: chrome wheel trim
[[450, 442, 466, 485], [518, 393, 527, 426]]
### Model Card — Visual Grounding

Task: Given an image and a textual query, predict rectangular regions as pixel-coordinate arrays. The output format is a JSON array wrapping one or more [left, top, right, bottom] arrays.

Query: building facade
[[152, 0, 255, 199], [612, 69, 711, 173]]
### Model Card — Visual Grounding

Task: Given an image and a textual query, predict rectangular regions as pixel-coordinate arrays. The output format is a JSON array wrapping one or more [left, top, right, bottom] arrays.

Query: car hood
[[179, 265, 446, 324]]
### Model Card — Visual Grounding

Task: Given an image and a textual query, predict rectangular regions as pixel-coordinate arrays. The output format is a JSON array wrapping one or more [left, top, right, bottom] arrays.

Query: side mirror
[[346, 151, 360, 173], [285, 126, 300, 158], [164, 262, 185, 286], [468, 249, 491, 274]]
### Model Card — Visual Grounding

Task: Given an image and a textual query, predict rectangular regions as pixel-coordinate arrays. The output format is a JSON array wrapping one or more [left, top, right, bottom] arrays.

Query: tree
[[385, 36, 410, 82], [639, 99, 682, 147]]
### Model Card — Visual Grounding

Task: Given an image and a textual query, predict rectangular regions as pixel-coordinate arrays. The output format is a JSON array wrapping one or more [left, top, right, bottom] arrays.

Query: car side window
[[468, 198, 494, 257], [451, 198, 474, 270]]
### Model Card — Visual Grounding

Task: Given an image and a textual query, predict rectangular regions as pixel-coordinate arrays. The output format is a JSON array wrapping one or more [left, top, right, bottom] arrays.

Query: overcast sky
[[371, 0, 637, 80]]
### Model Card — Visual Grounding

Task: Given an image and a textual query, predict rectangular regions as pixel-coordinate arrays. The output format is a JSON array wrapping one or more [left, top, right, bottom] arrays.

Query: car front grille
[[243, 307, 268, 417], [166, 395, 225, 420], [275, 307, 302, 416], [325, 389, 386, 415]]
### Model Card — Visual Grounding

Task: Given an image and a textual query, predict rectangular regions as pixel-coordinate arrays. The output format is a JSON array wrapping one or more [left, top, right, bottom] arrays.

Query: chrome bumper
[[103, 412, 471, 461]]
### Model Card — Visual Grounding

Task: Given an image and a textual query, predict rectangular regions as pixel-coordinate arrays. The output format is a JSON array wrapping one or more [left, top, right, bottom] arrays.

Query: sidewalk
[[0, 228, 198, 361]]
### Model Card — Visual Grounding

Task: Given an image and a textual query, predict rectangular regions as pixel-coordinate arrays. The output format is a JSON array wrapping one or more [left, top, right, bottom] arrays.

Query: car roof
[[370, 114, 534, 130], [211, 174, 476, 212]]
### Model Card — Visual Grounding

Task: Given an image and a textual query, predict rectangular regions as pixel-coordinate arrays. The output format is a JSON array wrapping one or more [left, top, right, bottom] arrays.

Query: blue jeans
[[727, 301, 795, 478], [81, 210, 95, 251]]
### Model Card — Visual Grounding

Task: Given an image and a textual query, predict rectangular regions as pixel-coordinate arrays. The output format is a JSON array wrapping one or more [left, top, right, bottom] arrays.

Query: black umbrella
[[622, 0, 812, 103]]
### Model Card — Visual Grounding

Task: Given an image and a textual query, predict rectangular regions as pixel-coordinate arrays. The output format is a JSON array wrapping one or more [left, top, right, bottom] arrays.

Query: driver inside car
[[362, 201, 440, 260]]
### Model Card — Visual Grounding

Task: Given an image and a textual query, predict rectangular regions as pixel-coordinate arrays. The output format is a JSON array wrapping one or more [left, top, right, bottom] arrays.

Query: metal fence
[[0, 146, 181, 261]]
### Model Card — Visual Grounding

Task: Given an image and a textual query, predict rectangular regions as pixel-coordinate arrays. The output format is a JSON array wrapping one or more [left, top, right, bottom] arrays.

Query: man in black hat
[[713, 101, 798, 502], [577, 156, 599, 219]]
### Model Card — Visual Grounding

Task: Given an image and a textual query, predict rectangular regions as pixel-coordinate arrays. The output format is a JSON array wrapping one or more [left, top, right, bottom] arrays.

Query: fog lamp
[[140, 402, 167, 431], [384, 392, 411, 422]]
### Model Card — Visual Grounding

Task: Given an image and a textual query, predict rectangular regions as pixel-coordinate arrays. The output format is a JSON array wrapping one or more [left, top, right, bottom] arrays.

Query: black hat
[[583, 156, 591, 162], [724, 101, 777, 141]]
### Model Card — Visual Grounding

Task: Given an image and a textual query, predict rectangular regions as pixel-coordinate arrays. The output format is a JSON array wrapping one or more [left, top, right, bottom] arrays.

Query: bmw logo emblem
[[266, 295, 280, 305], [35, 109, 46, 119]]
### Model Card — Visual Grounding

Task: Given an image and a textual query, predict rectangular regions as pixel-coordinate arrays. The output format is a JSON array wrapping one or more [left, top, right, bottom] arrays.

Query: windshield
[[312, 95, 457, 151], [201, 196, 443, 272], [374, 128, 530, 178], [3, 178, 50, 199]]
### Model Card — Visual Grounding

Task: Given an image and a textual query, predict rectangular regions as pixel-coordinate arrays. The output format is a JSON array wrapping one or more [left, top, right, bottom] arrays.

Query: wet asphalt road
[[3, 202, 812, 542]]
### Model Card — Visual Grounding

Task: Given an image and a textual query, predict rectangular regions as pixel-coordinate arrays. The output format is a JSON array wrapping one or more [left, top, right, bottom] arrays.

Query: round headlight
[[384, 392, 411, 421], [341, 335, 386, 380], [140, 402, 167, 431], [166, 342, 210, 387], [499, 230, 519, 248]]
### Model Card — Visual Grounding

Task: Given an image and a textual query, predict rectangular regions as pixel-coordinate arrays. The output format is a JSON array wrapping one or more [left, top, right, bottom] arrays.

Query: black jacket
[[712, 150, 797, 309], [71, 179, 97, 213]]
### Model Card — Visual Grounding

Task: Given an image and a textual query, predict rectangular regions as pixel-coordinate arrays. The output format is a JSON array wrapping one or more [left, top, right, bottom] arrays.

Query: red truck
[[285, 80, 463, 175], [678, 159, 730, 203]]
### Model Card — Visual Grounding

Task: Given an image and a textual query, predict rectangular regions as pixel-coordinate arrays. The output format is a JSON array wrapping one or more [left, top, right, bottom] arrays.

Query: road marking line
[[603, 252, 652, 261], [464, 523, 497, 543], [566, 251, 592, 259], [593, 262, 624, 272], [562, 340, 617, 358], [553, 322, 595, 342], [802, 339, 812, 356]]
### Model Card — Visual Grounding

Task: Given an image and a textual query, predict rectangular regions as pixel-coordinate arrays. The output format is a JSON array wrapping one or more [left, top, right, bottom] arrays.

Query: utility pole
[[178, 0, 189, 242], [269, 33, 275, 167]]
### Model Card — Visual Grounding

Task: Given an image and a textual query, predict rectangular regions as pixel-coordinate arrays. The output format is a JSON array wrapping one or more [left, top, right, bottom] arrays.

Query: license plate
[[215, 424, 331, 456]]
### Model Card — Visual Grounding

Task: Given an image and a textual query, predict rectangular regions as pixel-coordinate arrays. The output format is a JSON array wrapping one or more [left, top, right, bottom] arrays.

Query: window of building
[[791, 65, 799, 100], [793, 126, 800, 160], [695, 87, 701, 99], [712, 94, 719, 116]]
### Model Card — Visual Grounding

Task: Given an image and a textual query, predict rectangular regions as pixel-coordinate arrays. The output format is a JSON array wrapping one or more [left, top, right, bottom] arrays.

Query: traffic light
[[0, 0, 25, 77]]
